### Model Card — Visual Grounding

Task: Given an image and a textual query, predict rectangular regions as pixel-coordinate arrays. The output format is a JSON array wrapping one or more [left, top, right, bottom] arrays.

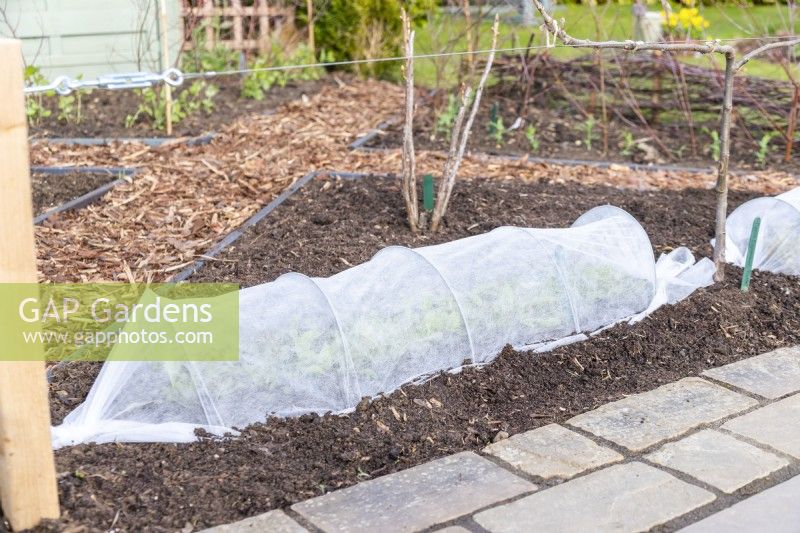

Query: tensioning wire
[[24, 32, 800, 94], [182, 34, 800, 81], [182, 43, 562, 80]]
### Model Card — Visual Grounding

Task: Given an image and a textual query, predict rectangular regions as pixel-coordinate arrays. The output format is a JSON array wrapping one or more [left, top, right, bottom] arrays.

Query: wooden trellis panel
[[181, 0, 294, 52]]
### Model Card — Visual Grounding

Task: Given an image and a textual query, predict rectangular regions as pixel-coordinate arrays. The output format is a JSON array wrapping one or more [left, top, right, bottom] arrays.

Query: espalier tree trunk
[[527, 0, 800, 282]]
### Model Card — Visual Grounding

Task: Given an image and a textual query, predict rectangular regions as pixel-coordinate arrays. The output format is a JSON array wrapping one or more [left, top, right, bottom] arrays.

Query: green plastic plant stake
[[423, 174, 434, 212], [740, 217, 761, 293]]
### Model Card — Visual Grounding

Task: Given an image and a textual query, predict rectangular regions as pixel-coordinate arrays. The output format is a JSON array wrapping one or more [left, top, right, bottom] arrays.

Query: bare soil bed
[[364, 54, 800, 174], [34, 175, 800, 532], [31, 171, 119, 217], [28, 77, 335, 139]]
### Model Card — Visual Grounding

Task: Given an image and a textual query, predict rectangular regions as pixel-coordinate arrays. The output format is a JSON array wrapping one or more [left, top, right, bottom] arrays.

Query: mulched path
[[29, 79, 405, 283], [39, 175, 800, 532], [31, 171, 117, 216], [28, 77, 335, 139]]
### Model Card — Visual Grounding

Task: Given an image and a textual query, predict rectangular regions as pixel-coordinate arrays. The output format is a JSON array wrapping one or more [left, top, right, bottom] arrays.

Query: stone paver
[[484, 423, 623, 480], [723, 393, 800, 459], [200, 510, 307, 533], [292, 451, 535, 533], [434, 527, 471, 533], [567, 377, 758, 451], [474, 462, 715, 533], [703, 346, 800, 399], [645, 429, 789, 493], [680, 474, 800, 532]]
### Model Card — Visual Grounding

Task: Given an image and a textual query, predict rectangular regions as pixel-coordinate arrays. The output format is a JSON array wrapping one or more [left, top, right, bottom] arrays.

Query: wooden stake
[[462, 0, 474, 76], [785, 86, 799, 163], [401, 9, 419, 233], [0, 38, 60, 531], [158, 0, 173, 136], [306, 0, 315, 55]]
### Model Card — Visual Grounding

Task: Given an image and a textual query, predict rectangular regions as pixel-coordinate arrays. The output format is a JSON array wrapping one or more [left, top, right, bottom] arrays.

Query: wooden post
[[306, 0, 315, 55], [257, 0, 270, 54], [158, 0, 173, 136], [462, 0, 474, 76], [203, 0, 214, 50], [231, 0, 243, 50], [0, 38, 60, 530]]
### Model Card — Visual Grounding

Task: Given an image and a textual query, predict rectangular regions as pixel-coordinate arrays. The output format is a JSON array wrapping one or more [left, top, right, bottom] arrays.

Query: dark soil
[[31, 171, 117, 216], [193, 175, 756, 284], [28, 77, 334, 139], [36, 176, 800, 533], [364, 54, 800, 174]]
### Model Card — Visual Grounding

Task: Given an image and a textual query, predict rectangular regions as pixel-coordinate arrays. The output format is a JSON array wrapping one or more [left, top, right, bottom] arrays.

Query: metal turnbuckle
[[23, 68, 185, 95]]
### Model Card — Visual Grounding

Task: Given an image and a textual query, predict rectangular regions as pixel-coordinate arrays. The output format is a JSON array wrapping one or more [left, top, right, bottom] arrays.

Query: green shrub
[[241, 43, 331, 100], [181, 21, 240, 73], [305, 0, 435, 79], [125, 81, 218, 131]]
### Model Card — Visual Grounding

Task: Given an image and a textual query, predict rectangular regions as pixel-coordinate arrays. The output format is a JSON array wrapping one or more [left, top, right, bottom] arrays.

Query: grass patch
[[413, 4, 800, 87]]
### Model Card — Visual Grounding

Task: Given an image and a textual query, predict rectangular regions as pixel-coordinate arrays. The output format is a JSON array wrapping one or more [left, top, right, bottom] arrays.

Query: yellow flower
[[703, 19, 710, 29]]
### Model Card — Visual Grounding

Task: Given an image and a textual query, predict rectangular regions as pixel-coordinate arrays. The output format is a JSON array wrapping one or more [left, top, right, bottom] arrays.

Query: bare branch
[[401, 9, 419, 233], [530, 0, 735, 57], [734, 39, 800, 72], [528, 0, 744, 281], [432, 84, 471, 228], [431, 14, 500, 232]]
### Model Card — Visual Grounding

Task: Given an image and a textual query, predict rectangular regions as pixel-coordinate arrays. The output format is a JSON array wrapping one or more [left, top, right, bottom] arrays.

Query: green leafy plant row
[[304, 0, 435, 79], [241, 44, 331, 101], [24, 65, 91, 126], [124, 81, 219, 131]]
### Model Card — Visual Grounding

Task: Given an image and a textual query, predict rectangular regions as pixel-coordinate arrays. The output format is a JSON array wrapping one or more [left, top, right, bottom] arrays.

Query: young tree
[[527, 0, 800, 282], [401, 11, 500, 233]]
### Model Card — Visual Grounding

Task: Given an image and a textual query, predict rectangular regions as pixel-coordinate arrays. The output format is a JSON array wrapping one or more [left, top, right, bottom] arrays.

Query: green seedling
[[57, 94, 76, 123], [525, 125, 540, 153], [620, 131, 635, 156], [56, 75, 90, 124], [488, 102, 506, 146], [583, 115, 597, 151], [24, 65, 52, 126], [702, 127, 721, 162], [435, 94, 459, 139], [756, 132, 777, 167]]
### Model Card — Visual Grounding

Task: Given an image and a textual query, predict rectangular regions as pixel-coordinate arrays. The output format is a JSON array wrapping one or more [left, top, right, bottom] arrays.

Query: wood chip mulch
[[29, 78, 798, 282]]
